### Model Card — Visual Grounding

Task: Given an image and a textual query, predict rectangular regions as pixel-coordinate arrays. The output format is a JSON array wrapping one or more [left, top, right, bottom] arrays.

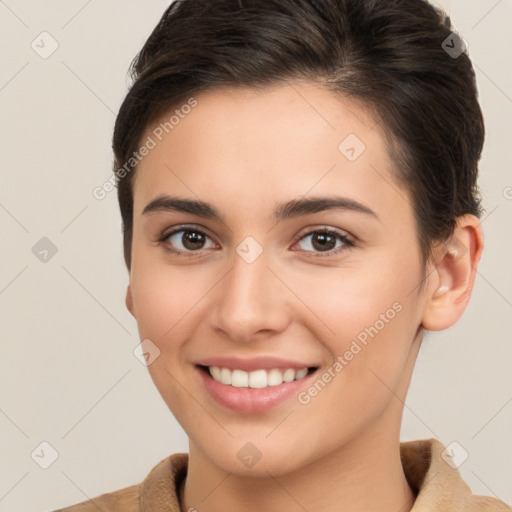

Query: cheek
[[293, 256, 420, 382], [130, 258, 208, 344], [291, 263, 405, 337], [294, 275, 417, 446], [129, 262, 206, 419]]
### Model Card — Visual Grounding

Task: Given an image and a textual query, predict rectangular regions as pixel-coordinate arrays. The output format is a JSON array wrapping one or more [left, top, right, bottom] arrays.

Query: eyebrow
[[142, 195, 379, 221]]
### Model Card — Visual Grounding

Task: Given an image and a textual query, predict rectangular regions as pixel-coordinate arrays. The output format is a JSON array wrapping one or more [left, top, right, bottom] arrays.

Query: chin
[[194, 437, 312, 478]]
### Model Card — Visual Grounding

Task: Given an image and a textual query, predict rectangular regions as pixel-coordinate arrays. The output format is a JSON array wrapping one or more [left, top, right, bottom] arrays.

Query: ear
[[421, 214, 484, 331], [125, 284, 136, 318]]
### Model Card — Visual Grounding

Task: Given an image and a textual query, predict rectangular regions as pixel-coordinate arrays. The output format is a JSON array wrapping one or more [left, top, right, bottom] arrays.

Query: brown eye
[[296, 229, 353, 255], [162, 227, 216, 253]]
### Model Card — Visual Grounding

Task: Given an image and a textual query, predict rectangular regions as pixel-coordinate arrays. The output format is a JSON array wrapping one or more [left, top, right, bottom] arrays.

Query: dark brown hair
[[112, 0, 484, 271]]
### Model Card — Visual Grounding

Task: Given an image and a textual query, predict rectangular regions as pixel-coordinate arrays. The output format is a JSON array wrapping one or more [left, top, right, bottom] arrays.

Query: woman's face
[[127, 81, 433, 475]]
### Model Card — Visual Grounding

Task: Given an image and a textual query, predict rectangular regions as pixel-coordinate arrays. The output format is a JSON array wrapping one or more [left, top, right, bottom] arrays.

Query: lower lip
[[196, 366, 317, 414]]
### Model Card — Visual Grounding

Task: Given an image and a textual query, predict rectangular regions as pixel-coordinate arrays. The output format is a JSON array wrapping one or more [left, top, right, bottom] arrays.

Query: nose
[[209, 248, 292, 344]]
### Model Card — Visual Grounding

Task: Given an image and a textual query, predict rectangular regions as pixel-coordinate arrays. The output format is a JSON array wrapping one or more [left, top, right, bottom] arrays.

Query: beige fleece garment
[[54, 438, 511, 511]]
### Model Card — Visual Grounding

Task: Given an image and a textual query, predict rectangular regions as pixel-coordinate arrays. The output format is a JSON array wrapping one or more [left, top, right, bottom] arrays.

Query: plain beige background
[[1, 1, 511, 510]]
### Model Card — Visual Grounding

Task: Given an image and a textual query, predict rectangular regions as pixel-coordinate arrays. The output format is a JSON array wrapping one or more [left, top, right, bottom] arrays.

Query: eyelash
[[156, 224, 355, 258]]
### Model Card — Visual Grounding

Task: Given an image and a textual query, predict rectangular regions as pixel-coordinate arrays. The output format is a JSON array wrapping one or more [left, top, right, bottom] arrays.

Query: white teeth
[[282, 369, 296, 382], [207, 366, 311, 388], [210, 366, 222, 381], [220, 367, 232, 385], [267, 368, 283, 386], [248, 369, 267, 389], [295, 368, 308, 379], [231, 369, 249, 387]]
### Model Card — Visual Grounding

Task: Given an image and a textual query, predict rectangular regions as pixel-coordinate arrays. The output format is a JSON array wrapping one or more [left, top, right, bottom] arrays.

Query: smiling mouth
[[197, 364, 318, 389]]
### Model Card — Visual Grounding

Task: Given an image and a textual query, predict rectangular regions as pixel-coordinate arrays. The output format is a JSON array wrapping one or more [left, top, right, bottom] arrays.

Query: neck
[[181, 422, 416, 512]]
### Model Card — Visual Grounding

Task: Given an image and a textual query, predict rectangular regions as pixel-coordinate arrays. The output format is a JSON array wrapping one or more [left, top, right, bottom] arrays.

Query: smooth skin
[[125, 81, 483, 512]]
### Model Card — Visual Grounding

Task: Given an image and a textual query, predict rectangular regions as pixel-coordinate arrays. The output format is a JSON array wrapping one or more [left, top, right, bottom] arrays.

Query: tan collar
[[140, 452, 187, 511], [400, 438, 510, 510]]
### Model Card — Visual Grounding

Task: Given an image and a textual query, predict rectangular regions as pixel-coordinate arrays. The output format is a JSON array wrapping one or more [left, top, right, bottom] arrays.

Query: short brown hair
[[113, 0, 484, 271]]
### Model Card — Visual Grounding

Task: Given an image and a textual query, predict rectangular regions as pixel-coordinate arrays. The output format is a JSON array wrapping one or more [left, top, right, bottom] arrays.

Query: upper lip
[[196, 356, 319, 372]]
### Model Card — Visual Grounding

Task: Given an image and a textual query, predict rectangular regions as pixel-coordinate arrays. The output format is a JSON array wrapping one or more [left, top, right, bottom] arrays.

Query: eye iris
[[312, 232, 336, 251], [183, 230, 204, 250]]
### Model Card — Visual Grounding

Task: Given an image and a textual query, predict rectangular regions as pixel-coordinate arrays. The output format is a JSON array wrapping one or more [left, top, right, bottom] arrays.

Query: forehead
[[132, 81, 410, 224]]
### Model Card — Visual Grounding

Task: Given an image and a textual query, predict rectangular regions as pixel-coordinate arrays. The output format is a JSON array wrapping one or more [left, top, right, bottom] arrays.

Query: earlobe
[[125, 284, 136, 318], [421, 215, 484, 331]]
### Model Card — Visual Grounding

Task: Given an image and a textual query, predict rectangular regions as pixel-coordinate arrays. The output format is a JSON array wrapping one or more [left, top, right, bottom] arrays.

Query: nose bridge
[[210, 244, 290, 341]]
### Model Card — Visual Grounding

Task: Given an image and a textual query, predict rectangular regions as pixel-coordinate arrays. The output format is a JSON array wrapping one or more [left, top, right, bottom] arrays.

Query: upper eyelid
[[162, 224, 215, 239], [295, 225, 351, 239]]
